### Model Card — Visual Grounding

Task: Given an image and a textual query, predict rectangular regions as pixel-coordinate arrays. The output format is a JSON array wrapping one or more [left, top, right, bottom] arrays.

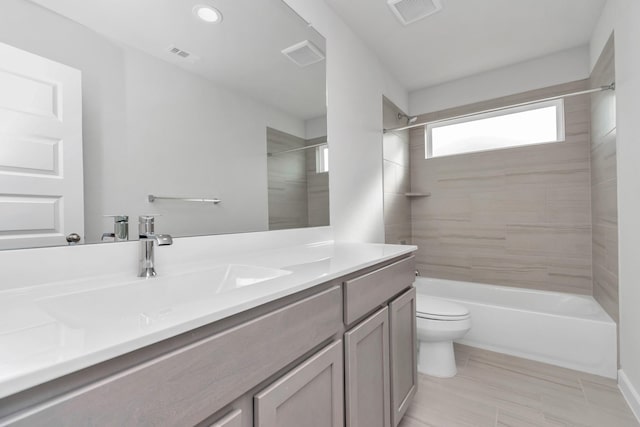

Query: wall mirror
[[0, 0, 328, 250]]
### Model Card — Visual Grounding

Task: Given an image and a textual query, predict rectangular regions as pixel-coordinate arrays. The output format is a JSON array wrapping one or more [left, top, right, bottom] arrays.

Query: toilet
[[416, 295, 471, 378]]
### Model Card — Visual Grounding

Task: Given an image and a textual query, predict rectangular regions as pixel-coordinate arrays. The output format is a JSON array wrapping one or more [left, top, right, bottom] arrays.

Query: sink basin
[[37, 264, 291, 328]]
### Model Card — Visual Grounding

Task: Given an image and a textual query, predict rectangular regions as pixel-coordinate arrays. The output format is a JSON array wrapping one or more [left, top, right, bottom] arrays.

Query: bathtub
[[414, 277, 617, 379]]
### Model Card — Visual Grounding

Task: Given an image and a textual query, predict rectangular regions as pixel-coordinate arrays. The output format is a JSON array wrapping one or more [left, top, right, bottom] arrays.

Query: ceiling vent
[[281, 40, 325, 67], [387, 0, 442, 26], [167, 45, 200, 62]]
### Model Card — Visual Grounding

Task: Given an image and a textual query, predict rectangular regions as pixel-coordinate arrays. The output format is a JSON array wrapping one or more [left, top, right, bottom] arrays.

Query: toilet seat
[[416, 295, 470, 321]]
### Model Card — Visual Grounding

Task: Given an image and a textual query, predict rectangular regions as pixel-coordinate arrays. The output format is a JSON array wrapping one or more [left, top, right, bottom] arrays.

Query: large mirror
[[0, 0, 328, 250]]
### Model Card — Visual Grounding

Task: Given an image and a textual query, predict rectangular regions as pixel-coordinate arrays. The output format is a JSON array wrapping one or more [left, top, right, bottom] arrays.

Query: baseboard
[[619, 369, 640, 423]]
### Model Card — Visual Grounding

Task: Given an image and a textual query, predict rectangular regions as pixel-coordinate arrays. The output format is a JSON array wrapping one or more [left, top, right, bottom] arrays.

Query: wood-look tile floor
[[399, 344, 639, 427]]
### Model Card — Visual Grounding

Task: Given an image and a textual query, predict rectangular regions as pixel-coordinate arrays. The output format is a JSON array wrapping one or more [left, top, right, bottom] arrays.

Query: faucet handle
[[139, 215, 154, 235], [105, 215, 129, 223], [138, 215, 163, 235]]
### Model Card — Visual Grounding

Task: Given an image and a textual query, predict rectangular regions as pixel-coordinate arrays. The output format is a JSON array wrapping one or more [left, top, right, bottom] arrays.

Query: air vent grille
[[169, 46, 191, 58], [387, 0, 442, 25], [167, 45, 200, 62], [281, 40, 325, 68]]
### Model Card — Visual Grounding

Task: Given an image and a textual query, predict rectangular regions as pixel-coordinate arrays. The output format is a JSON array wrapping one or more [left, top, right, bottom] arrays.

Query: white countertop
[[0, 241, 415, 399]]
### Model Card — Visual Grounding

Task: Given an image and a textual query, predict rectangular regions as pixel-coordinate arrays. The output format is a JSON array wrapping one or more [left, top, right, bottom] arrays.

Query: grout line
[[577, 377, 590, 405]]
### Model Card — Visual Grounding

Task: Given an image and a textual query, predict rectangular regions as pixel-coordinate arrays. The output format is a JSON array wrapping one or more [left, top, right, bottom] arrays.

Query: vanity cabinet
[[343, 258, 417, 427], [0, 254, 416, 427], [0, 286, 343, 426]]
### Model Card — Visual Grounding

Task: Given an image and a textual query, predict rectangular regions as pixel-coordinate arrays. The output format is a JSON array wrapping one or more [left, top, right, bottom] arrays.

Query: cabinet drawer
[[344, 256, 415, 325], [3, 286, 343, 427]]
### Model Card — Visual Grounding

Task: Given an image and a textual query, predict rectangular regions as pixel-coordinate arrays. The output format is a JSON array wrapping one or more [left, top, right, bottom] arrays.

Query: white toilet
[[416, 295, 471, 378]]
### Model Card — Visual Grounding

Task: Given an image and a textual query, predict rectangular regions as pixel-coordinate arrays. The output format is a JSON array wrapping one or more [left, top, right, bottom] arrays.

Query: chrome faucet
[[102, 215, 129, 242], [138, 216, 173, 278]]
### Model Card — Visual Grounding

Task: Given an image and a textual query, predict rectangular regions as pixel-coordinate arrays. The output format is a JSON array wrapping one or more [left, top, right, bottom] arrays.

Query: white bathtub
[[414, 277, 617, 378]]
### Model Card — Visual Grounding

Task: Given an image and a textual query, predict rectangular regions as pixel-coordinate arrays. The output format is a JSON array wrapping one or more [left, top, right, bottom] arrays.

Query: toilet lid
[[416, 295, 470, 320]]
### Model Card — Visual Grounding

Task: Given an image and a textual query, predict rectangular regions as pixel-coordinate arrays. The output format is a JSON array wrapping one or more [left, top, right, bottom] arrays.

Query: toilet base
[[418, 340, 457, 378]]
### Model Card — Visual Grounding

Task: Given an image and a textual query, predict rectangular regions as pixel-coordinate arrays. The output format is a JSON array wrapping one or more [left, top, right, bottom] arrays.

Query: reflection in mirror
[[266, 123, 329, 230], [0, 0, 327, 250]]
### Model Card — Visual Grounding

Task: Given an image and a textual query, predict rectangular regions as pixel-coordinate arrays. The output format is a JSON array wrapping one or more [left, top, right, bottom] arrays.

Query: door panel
[[345, 307, 390, 427], [254, 340, 344, 427], [389, 287, 417, 427], [0, 41, 83, 249]]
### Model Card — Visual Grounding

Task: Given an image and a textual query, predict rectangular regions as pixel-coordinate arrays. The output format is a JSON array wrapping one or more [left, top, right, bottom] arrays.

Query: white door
[[0, 41, 84, 249]]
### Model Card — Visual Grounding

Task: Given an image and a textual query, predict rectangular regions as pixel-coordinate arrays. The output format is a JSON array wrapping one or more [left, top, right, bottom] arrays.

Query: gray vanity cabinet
[[343, 256, 416, 427], [345, 307, 391, 427], [389, 288, 417, 427], [0, 254, 417, 427], [254, 340, 344, 427]]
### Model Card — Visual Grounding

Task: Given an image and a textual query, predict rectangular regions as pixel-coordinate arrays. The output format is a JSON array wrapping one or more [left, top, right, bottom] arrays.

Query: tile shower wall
[[305, 136, 330, 227], [268, 129, 330, 230], [410, 81, 593, 294], [383, 98, 412, 244], [590, 35, 618, 323], [267, 128, 309, 230]]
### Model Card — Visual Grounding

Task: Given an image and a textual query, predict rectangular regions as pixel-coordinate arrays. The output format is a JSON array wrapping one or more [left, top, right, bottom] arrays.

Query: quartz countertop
[[0, 241, 416, 399]]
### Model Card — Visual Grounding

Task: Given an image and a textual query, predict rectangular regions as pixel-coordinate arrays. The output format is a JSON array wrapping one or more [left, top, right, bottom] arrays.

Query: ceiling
[[324, 0, 606, 91], [28, 0, 326, 120]]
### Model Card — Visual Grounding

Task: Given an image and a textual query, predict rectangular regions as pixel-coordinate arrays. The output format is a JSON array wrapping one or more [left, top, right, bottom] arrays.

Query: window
[[316, 143, 329, 173], [426, 99, 565, 158]]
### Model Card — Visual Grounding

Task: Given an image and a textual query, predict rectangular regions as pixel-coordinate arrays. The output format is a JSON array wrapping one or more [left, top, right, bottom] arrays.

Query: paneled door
[[345, 307, 391, 427], [389, 287, 417, 427], [0, 41, 83, 249]]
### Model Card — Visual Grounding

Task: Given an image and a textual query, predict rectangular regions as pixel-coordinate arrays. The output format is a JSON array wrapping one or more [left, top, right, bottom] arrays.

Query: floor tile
[[400, 345, 639, 427]]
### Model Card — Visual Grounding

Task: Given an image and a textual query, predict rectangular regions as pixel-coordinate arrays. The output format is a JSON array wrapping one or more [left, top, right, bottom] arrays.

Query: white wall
[[283, 0, 408, 243], [305, 115, 328, 140], [409, 46, 591, 115], [121, 48, 304, 239], [591, 0, 640, 415]]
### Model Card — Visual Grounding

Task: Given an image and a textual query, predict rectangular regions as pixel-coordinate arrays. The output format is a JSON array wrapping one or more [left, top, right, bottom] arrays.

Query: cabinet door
[[389, 288, 417, 427], [254, 340, 344, 427], [345, 307, 391, 427]]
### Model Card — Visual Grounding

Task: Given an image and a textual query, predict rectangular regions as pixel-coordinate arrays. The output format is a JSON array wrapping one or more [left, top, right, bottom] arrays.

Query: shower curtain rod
[[267, 142, 326, 156], [383, 82, 616, 133]]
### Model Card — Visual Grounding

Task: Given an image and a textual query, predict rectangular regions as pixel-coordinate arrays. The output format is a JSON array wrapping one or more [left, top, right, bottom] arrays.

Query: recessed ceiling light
[[193, 5, 222, 23]]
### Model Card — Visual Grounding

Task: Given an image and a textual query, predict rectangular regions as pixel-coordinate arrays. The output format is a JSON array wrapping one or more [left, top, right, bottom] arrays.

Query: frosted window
[[426, 100, 564, 158], [316, 144, 329, 173]]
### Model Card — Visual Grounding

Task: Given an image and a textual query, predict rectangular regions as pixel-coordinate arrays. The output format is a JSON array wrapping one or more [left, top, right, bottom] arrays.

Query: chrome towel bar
[[148, 194, 221, 204]]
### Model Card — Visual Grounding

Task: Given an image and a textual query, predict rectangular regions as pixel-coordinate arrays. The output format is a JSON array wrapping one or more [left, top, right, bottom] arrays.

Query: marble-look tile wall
[[305, 136, 330, 227], [590, 35, 618, 323], [410, 80, 593, 294], [267, 127, 309, 230], [383, 98, 412, 244]]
